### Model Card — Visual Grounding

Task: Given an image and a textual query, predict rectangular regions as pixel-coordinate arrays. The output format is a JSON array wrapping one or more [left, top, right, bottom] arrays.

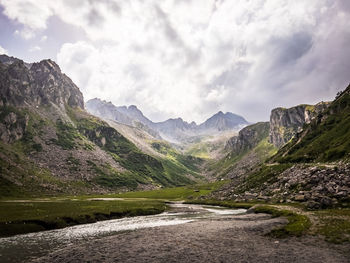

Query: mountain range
[[86, 98, 248, 143], [1, 54, 349, 210], [0, 55, 205, 196]]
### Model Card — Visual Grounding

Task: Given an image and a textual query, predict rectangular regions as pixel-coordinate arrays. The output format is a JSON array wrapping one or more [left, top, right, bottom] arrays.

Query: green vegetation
[[151, 140, 203, 176], [0, 181, 225, 237], [209, 150, 246, 177], [0, 199, 166, 237], [188, 200, 311, 237], [209, 137, 277, 179], [253, 205, 311, 237], [313, 208, 350, 243], [0, 141, 61, 198], [112, 180, 227, 200], [186, 142, 210, 159], [0, 105, 47, 153], [253, 138, 277, 161], [275, 86, 350, 163], [50, 119, 82, 150], [67, 107, 202, 188]]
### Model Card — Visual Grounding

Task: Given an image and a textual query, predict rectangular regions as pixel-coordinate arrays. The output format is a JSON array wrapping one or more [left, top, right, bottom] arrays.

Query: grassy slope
[[209, 137, 277, 178], [0, 106, 92, 197], [207, 122, 275, 178], [0, 104, 205, 198], [275, 85, 350, 163], [69, 107, 203, 188]]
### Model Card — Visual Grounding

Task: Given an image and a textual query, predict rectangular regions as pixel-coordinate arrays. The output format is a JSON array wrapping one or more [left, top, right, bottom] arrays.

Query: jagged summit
[[86, 98, 249, 143], [0, 54, 83, 109], [199, 110, 248, 132], [0, 55, 201, 196]]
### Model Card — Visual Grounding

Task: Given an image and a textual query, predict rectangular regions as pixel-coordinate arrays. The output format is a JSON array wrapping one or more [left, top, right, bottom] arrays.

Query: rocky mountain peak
[[128, 105, 138, 110], [269, 102, 329, 148], [0, 55, 84, 109], [31, 59, 61, 73], [199, 110, 248, 132]]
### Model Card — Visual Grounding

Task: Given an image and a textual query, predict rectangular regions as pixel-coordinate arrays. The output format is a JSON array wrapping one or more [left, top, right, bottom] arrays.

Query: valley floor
[[31, 208, 349, 263]]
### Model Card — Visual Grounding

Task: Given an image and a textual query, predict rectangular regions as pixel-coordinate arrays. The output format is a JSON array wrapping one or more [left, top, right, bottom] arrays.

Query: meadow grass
[[0, 199, 166, 237], [110, 181, 227, 200]]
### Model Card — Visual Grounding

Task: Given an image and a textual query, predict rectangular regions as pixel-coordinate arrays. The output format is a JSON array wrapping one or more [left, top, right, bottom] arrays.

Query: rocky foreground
[[31, 212, 349, 263], [212, 164, 350, 209]]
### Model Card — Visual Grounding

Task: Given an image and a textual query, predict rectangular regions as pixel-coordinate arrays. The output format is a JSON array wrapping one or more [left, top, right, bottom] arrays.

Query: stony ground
[[31, 212, 350, 263]]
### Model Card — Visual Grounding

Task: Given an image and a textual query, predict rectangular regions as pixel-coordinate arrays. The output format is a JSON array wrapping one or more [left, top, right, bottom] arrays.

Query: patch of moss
[[253, 205, 311, 237], [314, 208, 350, 243]]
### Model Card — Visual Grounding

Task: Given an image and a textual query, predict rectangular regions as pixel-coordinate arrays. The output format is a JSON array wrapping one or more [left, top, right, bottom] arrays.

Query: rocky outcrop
[[225, 122, 269, 155], [0, 55, 84, 109], [0, 110, 29, 143], [269, 102, 328, 148], [212, 164, 350, 209]]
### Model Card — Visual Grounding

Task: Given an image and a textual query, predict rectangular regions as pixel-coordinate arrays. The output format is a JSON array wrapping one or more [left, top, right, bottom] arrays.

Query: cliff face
[[269, 102, 329, 148], [213, 84, 350, 208], [0, 55, 84, 109], [225, 122, 270, 155]]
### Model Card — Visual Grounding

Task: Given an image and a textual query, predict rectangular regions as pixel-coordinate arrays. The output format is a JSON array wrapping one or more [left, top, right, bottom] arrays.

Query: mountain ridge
[[0, 55, 204, 197], [86, 97, 248, 143]]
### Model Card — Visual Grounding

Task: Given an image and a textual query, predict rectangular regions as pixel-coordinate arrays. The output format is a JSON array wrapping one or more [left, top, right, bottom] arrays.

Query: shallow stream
[[0, 203, 246, 262]]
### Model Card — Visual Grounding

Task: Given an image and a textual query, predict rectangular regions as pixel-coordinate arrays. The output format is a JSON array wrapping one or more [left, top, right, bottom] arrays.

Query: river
[[0, 203, 246, 263]]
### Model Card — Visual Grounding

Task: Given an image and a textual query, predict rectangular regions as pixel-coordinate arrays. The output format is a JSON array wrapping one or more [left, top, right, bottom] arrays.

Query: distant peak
[[31, 59, 61, 72], [128, 105, 138, 110]]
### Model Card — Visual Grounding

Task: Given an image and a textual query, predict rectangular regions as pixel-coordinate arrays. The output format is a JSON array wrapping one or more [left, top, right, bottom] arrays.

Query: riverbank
[[30, 208, 350, 263], [187, 199, 350, 244], [0, 182, 225, 237], [0, 198, 166, 237]]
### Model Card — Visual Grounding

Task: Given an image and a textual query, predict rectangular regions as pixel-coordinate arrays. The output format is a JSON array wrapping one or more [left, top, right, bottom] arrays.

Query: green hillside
[[275, 84, 350, 163]]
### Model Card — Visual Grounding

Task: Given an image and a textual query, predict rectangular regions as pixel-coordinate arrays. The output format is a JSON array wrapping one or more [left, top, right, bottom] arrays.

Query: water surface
[[0, 203, 246, 262]]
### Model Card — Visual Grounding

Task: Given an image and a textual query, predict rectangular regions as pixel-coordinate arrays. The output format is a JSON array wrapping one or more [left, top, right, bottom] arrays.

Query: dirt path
[[31, 213, 349, 263]]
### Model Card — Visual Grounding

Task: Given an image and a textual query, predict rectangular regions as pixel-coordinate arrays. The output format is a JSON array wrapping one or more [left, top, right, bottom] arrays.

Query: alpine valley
[[1, 54, 350, 207], [1, 55, 350, 262]]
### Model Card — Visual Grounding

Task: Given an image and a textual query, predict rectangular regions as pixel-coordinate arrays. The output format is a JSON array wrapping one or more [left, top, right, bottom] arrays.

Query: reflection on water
[[0, 203, 246, 263]]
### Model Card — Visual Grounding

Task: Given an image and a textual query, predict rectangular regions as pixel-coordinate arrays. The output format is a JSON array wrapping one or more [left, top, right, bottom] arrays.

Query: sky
[[0, 0, 349, 123]]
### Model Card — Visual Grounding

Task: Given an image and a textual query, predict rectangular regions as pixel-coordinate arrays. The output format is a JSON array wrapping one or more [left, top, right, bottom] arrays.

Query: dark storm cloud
[[271, 32, 313, 67]]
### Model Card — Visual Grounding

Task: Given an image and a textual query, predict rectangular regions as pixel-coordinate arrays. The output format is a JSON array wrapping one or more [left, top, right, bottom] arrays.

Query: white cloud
[[40, 35, 48, 42], [14, 28, 35, 40], [29, 46, 41, 52], [2, 0, 350, 122], [0, 45, 8, 55]]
